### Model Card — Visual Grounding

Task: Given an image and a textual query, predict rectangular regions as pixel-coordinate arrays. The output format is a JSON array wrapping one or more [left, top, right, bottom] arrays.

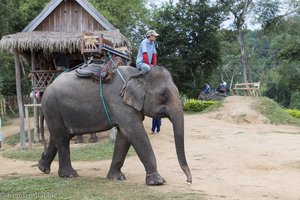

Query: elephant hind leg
[[56, 135, 78, 178], [38, 137, 57, 174], [107, 131, 130, 181]]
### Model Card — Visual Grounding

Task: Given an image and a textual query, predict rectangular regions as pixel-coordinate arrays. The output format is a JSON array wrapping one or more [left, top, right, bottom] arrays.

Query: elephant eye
[[160, 90, 169, 104]]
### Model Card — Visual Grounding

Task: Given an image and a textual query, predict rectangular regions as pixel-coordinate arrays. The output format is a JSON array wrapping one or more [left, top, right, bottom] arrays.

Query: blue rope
[[98, 52, 122, 128]]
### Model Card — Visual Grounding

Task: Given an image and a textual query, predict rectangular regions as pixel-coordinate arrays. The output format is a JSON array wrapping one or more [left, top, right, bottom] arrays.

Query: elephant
[[38, 65, 192, 186], [198, 91, 227, 101]]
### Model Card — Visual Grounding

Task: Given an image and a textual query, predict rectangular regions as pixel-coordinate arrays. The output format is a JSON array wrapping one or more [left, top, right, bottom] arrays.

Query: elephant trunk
[[169, 108, 192, 183]]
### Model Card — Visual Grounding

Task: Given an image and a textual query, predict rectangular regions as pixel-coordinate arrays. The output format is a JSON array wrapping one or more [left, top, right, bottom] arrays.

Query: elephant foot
[[88, 136, 98, 143], [107, 170, 126, 181], [146, 172, 166, 186], [75, 135, 84, 144], [58, 168, 79, 178], [38, 159, 51, 174]]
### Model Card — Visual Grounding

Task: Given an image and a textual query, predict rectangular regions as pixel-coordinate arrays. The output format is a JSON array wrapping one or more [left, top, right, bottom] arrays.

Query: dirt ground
[[1, 96, 300, 200]]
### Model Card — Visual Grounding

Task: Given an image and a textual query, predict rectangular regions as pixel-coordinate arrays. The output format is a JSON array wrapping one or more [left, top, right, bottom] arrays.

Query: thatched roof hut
[[0, 0, 131, 148], [0, 31, 131, 54]]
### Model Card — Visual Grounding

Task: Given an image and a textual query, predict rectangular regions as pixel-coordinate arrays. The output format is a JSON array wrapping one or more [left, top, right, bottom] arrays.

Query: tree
[[89, 0, 148, 41], [0, 0, 48, 96], [216, 29, 242, 89], [217, 0, 298, 83], [149, 0, 223, 97], [218, 0, 255, 83], [258, 16, 300, 107]]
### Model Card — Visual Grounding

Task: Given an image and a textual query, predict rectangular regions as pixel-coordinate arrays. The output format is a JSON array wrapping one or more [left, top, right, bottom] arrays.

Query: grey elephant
[[198, 91, 227, 101], [38, 66, 192, 185]]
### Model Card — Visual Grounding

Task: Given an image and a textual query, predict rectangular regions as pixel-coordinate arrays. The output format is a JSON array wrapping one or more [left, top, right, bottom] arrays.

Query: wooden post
[[0, 98, 3, 116], [14, 52, 25, 148], [31, 50, 39, 142], [3, 98, 6, 115], [25, 106, 31, 146]]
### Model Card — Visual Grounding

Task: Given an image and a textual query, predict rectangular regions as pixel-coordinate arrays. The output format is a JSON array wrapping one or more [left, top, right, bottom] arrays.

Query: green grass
[[0, 177, 204, 200], [183, 99, 218, 112], [2, 139, 136, 161], [285, 109, 300, 118], [256, 97, 300, 126], [5, 130, 35, 146], [200, 100, 223, 113], [0, 115, 13, 126], [183, 99, 223, 114], [5, 133, 21, 146], [184, 101, 223, 115]]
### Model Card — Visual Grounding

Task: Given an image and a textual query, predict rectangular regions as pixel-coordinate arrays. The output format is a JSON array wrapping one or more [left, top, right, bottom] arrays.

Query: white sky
[[149, 0, 263, 30]]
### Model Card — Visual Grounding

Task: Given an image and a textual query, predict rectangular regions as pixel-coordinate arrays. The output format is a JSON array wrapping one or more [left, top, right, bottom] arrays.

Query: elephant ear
[[121, 77, 145, 111]]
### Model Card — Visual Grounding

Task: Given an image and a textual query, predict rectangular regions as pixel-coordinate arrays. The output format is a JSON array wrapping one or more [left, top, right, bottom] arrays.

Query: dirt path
[[1, 96, 300, 199]]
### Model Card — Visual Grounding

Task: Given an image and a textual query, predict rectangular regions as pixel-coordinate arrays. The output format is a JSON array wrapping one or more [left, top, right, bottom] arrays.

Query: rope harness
[[54, 53, 126, 129], [99, 52, 126, 127], [99, 77, 113, 127]]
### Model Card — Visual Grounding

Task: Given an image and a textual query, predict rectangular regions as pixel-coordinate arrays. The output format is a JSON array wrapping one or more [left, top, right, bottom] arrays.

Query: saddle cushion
[[75, 64, 103, 78]]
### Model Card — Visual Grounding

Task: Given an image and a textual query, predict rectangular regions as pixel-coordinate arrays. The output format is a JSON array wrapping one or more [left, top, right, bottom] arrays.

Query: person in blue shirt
[[204, 82, 211, 94], [136, 30, 159, 74]]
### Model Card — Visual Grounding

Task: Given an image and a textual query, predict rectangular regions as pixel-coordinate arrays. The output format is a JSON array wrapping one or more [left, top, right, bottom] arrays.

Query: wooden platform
[[233, 82, 261, 96]]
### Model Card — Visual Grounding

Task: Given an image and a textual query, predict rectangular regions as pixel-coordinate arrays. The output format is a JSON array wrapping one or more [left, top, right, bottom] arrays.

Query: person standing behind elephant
[[136, 30, 159, 74], [151, 118, 161, 134]]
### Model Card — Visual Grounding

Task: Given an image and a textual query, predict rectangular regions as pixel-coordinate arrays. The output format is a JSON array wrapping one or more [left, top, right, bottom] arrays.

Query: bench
[[233, 82, 261, 96]]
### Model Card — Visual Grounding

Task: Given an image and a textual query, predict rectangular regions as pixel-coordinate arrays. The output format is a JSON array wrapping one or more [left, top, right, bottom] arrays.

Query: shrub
[[183, 99, 217, 112], [256, 97, 300, 126], [290, 91, 300, 110], [285, 109, 300, 119]]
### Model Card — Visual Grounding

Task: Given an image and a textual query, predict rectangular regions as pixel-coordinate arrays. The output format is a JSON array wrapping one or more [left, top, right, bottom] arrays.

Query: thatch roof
[[0, 30, 131, 54]]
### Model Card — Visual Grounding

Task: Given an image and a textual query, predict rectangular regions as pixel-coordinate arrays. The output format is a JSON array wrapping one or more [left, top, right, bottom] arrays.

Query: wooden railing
[[233, 82, 261, 96], [31, 70, 62, 91]]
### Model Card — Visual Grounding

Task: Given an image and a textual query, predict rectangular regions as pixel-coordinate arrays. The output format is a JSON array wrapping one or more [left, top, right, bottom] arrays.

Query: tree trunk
[[189, 68, 196, 88], [222, 0, 253, 83], [237, 22, 249, 83]]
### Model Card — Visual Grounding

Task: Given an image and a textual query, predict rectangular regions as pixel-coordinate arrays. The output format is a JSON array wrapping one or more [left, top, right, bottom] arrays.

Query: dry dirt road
[[1, 96, 300, 200]]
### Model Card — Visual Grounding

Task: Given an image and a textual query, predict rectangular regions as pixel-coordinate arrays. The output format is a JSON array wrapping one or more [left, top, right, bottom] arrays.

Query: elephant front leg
[[121, 125, 166, 186], [107, 132, 130, 181]]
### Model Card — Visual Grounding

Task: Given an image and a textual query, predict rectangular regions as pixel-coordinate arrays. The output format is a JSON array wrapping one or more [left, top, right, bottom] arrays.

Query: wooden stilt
[[31, 50, 39, 142], [25, 106, 31, 146], [14, 51, 25, 148], [0, 98, 3, 116], [3, 98, 6, 115]]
